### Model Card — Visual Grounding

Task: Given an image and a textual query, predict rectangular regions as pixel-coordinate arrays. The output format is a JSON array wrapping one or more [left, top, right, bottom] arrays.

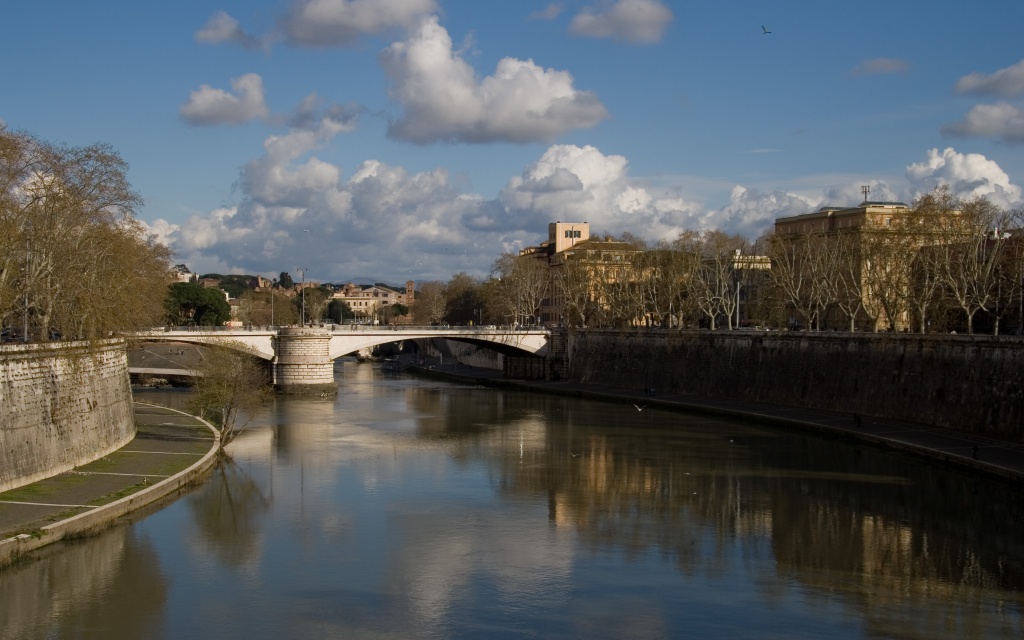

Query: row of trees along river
[[6, 126, 1024, 342]]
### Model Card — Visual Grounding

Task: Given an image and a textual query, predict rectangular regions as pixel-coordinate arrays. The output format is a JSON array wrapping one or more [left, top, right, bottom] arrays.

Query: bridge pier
[[273, 327, 338, 395]]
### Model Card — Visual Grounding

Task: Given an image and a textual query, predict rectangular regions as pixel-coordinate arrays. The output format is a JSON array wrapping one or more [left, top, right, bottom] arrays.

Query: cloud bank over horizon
[[152, 4, 1024, 284], [148, 126, 1022, 284]]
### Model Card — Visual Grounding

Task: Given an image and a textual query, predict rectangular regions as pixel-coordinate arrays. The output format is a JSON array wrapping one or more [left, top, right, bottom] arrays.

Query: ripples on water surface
[[2, 361, 1023, 639]]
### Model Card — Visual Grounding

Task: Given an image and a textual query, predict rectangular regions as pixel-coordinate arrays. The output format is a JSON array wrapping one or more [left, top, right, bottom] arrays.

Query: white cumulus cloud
[[281, 0, 437, 47], [499, 144, 701, 241], [154, 114, 507, 281], [704, 187, 817, 239], [152, 139, 1022, 284], [568, 0, 673, 44], [381, 17, 608, 144], [180, 73, 270, 126], [906, 147, 1022, 209]]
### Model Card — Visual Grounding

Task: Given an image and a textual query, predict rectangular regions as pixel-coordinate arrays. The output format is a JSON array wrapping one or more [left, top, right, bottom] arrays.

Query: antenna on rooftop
[[861, 185, 871, 204]]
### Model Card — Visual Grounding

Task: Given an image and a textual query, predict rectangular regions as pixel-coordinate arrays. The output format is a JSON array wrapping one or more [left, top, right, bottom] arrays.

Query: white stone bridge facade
[[136, 326, 551, 393]]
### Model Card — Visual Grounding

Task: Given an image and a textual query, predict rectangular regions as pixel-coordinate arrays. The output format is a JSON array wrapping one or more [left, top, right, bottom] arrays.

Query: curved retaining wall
[[0, 405, 220, 569], [566, 330, 1024, 441], [0, 340, 135, 492]]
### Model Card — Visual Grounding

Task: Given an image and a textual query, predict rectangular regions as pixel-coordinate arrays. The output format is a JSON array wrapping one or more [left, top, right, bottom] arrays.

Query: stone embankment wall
[[421, 338, 505, 370], [566, 330, 1023, 440], [0, 340, 135, 492]]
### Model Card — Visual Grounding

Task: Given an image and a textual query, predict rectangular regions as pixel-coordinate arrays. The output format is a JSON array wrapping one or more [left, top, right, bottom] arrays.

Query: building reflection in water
[[6, 362, 1018, 638]]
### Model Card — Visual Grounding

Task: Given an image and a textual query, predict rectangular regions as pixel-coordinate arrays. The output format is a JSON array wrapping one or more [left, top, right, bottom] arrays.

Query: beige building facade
[[774, 200, 912, 331], [331, 281, 415, 324], [520, 221, 643, 325]]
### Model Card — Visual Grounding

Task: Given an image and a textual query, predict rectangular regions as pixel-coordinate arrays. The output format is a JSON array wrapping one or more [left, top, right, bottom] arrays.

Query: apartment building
[[331, 281, 415, 324]]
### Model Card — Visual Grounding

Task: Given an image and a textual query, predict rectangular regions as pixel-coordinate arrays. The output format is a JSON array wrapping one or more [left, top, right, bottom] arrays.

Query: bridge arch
[[326, 328, 548, 360], [134, 327, 550, 393], [134, 330, 275, 360]]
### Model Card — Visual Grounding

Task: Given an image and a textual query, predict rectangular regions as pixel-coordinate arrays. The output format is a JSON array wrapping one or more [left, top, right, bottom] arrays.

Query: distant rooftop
[[815, 200, 908, 213]]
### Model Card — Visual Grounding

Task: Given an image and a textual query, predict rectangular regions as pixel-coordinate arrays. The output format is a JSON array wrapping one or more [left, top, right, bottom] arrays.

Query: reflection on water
[[0, 526, 166, 640], [6, 362, 1024, 639]]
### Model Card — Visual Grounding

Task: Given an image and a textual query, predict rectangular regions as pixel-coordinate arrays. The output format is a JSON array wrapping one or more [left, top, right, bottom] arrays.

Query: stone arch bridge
[[135, 326, 551, 393]]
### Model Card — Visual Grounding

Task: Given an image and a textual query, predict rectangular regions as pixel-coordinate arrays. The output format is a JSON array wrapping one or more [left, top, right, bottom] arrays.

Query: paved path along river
[[0, 404, 217, 563]]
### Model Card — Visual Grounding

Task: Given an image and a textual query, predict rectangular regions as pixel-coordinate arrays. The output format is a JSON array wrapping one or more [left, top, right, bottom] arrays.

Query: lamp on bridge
[[296, 267, 308, 326]]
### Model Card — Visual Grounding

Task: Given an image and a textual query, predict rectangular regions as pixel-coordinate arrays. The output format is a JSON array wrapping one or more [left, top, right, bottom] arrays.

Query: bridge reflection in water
[[7, 361, 1021, 639]]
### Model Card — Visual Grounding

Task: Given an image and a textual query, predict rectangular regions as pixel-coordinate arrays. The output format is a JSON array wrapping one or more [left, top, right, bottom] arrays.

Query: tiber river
[[2, 360, 1023, 639]]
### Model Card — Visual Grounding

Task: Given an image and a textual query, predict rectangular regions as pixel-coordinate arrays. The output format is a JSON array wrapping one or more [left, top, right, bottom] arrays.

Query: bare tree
[[235, 291, 257, 327], [633, 244, 689, 327], [1003, 208, 1024, 333], [1, 127, 170, 340], [550, 252, 595, 328], [898, 200, 945, 333], [934, 193, 1011, 334], [766, 231, 817, 330], [490, 253, 548, 325], [860, 223, 914, 332], [412, 280, 447, 324], [831, 231, 873, 331], [189, 342, 273, 449], [803, 232, 844, 330]]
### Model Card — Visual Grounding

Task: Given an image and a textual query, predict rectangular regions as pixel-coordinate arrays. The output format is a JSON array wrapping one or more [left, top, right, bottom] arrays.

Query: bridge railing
[[155, 324, 548, 333]]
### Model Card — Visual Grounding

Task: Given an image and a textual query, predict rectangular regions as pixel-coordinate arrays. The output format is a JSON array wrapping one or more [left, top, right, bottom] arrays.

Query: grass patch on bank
[[0, 473, 95, 502]]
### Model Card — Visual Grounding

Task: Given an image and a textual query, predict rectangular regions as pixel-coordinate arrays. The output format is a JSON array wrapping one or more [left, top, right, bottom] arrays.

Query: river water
[[2, 361, 1023, 639]]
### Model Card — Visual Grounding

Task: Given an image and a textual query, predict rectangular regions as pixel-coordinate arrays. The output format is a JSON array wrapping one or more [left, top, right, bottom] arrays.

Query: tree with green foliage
[[278, 271, 294, 289], [388, 303, 409, 324], [327, 298, 354, 323], [201, 273, 255, 299], [444, 272, 483, 324], [165, 282, 231, 326], [301, 286, 333, 323]]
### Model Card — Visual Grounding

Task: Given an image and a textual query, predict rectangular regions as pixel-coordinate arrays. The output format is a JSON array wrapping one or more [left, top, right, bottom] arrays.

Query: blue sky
[[3, 0, 1023, 285]]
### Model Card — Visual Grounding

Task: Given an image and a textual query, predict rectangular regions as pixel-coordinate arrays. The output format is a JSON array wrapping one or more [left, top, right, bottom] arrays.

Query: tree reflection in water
[[187, 457, 272, 568], [3, 367, 1021, 639]]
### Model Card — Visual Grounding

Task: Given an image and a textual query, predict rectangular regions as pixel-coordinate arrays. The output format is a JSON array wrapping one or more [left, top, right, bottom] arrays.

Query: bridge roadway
[[135, 325, 551, 393]]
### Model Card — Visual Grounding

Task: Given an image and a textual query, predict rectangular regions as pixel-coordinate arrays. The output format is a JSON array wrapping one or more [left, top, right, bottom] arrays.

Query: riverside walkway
[[419, 363, 1024, 482], [0, 403, 219, 568]]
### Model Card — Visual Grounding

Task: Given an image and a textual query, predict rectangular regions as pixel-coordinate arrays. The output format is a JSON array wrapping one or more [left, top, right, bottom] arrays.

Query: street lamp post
[[296, 267, 308, 326]]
